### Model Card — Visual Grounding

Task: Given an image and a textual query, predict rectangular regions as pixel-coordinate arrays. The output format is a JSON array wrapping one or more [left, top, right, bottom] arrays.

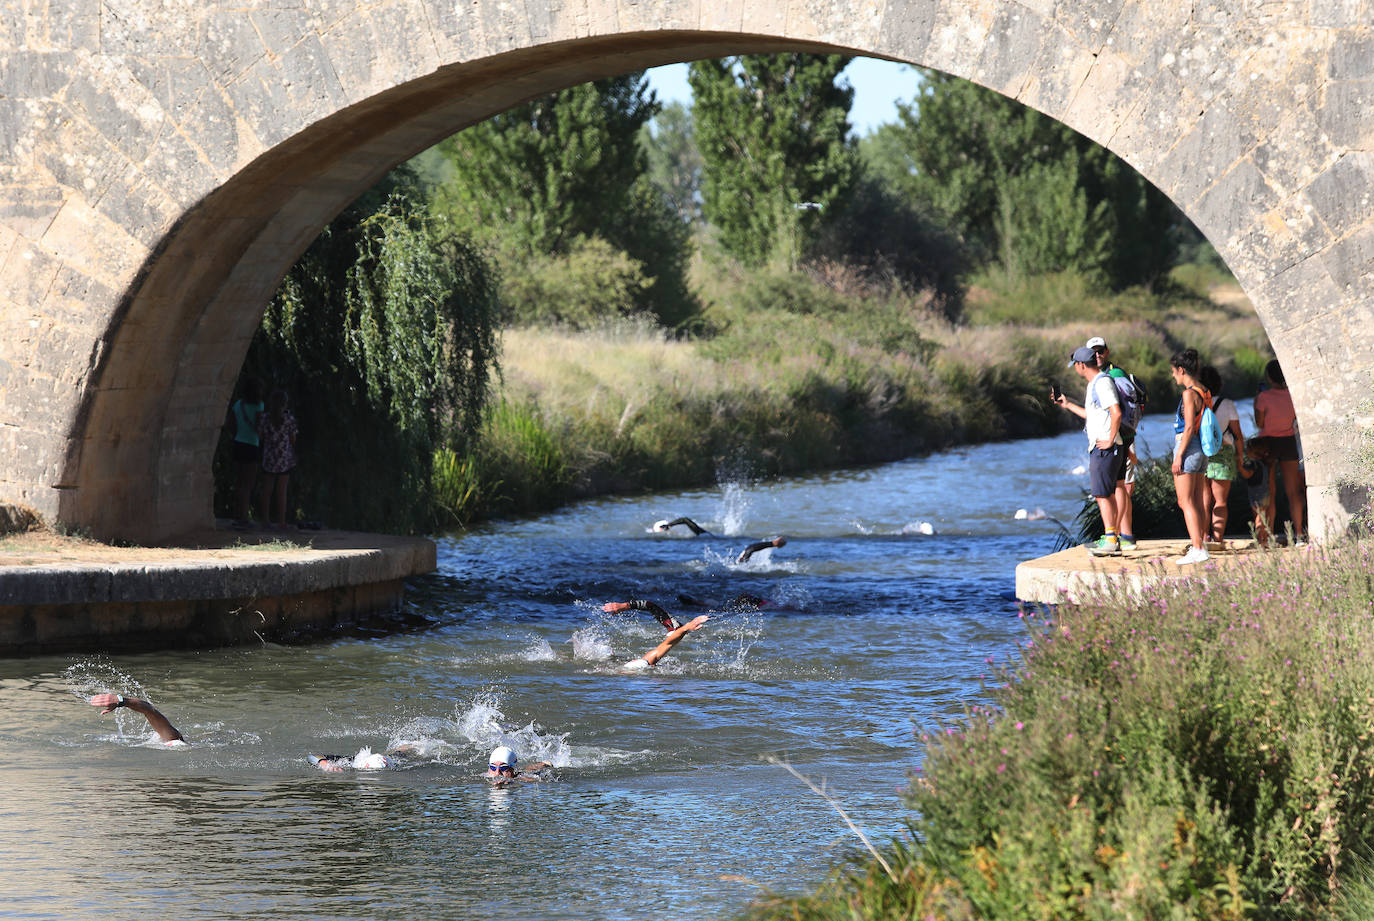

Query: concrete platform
[[0, 525, 436, 655], [1015, 538, 1271, 605]]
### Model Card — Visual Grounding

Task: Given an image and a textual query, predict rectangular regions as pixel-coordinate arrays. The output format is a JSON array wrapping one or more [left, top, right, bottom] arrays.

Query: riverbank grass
[[746, 539, 1374, 920]]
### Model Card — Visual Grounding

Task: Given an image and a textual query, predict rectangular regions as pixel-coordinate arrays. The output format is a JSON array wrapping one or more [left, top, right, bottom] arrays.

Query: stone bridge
[[1, 0, 1370, 543]]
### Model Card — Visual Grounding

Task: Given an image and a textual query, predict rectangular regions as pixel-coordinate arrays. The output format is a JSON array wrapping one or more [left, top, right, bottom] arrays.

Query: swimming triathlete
[[737, 536, 786, 564], [89, 693, 186, 746], [653, 516, 710, 536], [485, 745, 553, 785], [619, 613, 710, 671]]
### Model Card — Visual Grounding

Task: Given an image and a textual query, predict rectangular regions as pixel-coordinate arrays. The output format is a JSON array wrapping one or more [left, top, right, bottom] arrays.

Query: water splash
[[570, 627, 613, 661]]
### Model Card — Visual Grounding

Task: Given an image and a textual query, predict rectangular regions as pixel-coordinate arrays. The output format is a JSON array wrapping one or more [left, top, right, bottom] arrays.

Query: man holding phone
[[1052, 345, 1127, 556]]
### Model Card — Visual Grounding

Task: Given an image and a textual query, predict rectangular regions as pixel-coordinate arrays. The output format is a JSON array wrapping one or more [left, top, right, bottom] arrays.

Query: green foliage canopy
[[433, 74, 697, 327], [894, 69, 1180, 289], [689, 54, 858, 269]]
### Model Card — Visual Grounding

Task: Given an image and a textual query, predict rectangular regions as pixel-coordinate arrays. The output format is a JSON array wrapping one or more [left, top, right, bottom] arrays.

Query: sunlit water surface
[[0, 410, 1218, 919]]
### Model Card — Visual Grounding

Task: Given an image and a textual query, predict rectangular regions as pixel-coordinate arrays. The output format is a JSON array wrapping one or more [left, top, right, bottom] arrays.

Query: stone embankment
[[1016, 538, 1273, 605], [0, 524, 435, 655]]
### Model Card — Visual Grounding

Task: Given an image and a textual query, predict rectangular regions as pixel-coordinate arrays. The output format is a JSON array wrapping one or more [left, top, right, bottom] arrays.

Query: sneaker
[[1087, 536, 1121, 556], [1118, 536, 1138, 551], [1174, 546, 1210, 565]]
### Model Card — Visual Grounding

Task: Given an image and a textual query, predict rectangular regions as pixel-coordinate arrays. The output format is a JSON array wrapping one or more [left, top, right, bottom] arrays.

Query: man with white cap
[[1052, 345, 1126, 555], [1086, 336, 1140, 549]]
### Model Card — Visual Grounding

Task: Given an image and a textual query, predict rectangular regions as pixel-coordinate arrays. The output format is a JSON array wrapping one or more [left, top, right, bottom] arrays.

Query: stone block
[[1154, 102, 1256, 209], [617, 0, 699, 33], [1055, 0, 1127, 50], [1317, 80, 1374, 150], [1310, 0, 1368, 28], [1253, 254, 1346, 334], [1253, 103, 1340, 199], [276, 32, 351, 122], [1320, 224, 1374, 296], [921, 0, 997, 80], [1306, 152, 1374, 240], [972, 3, 1044, 97], [224, 59, 297, 150], [201, 10, 270, 84]]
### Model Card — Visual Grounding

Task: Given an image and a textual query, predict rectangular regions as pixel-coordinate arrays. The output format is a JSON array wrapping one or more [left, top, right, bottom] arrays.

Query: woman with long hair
[[1254, 358, 1305, 542], [1170, 349, 1212, 565]]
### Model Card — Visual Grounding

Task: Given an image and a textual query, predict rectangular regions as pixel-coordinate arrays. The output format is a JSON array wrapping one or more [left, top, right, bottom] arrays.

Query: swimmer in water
[[676, 591, 772, 612], [89, 693, 186, 746], [653, 516, 710, 536], [619, 613, 710, 671], [602, 599, 681, 630], [485, 745, 552, 785], [737, 536, 786, 564]]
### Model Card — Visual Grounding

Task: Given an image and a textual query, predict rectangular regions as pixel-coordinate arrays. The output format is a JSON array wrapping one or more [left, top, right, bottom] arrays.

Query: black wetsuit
[[622, 599, 680, 630], [737, 540, 778, 563], [660, 517, 708, 535]]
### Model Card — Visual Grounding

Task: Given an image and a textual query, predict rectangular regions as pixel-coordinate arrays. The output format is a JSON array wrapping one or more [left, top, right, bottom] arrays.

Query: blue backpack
[[1200, 393, 1224, 456]]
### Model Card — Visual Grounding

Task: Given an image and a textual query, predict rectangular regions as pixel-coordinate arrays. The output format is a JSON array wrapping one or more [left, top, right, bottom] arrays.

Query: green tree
[[896, 70, 1179, 289], [434, 74, 697, 327], [223, 169, 500, 533], [640, 100, 703, 224], [690, 54, 858, 269]]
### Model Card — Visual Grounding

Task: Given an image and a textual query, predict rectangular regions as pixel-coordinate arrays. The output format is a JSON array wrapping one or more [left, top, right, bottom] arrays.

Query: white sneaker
[[1174, 546, 1210, 565]]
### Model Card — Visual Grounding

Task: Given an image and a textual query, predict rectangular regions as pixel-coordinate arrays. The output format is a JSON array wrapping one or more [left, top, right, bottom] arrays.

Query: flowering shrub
[[747, 541, 1374, 920]]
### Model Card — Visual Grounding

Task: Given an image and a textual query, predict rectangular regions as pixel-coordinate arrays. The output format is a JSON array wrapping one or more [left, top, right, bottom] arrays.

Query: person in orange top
[[1253, 359, 1304, 542]]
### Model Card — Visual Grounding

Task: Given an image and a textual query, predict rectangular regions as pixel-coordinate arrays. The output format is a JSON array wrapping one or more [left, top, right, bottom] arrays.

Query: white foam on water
[[718, 480, 750, 536], [899, 520, 936, 535], [521, 638, 558, 661], [849, 518, 873, 535], [570, 627, 614, 661]]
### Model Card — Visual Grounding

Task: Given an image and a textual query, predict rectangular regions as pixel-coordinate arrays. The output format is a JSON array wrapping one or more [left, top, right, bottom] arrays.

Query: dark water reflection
[[0, 417, 1198, 919]]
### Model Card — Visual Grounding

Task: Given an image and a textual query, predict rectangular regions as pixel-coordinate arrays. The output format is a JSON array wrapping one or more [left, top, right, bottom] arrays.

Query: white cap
[[355, 751, 392, 771], [1085, 336, 1106, 349], [489, 745, 517, 767]]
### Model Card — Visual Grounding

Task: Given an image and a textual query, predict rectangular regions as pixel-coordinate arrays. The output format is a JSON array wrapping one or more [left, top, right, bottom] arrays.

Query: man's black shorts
[[1089, 444, 1126, 498]]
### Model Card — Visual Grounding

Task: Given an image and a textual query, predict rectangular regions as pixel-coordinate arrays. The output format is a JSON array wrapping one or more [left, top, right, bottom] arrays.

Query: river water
[[0, 407, 1223, 919]]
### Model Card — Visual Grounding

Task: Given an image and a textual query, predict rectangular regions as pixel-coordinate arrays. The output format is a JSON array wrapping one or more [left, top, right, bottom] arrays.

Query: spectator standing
[[1086, 336, 1139, 549], [1199, 365, 1244, 543], [226, 378, 265, 529], [1053, 345, 1126, 556], [1253, 359, 1305, 542], [257, 389, 300, 529], [1169, 349, 1212, 565]]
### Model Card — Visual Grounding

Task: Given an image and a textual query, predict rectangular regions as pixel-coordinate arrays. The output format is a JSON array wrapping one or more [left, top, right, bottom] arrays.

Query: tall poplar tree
[[689, 54, 858, 269], [435, 74, 696, 326], [894, 69, 1179, 289]]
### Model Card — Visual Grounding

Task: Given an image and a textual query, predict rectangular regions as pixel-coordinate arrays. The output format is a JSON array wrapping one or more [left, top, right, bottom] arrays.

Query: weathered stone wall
[[1, 0, 1370, 542]]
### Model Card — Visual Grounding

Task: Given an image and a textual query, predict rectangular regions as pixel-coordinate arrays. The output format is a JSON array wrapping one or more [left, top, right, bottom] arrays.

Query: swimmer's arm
[[641, 615, 709, 666], [665, 517, 707, 535], [90, 693, 184, 744], [737, 537, 784, 564]]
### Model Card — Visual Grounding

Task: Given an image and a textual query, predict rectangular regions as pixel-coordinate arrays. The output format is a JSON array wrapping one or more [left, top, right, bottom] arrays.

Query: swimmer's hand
[[684, 615, 709, 632], [89, 693, 124, 715], [602, 602, 629, 613]]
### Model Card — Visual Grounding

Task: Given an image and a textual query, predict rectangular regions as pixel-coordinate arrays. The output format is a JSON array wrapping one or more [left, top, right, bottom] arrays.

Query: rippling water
[[0, 412, 1206, 919]]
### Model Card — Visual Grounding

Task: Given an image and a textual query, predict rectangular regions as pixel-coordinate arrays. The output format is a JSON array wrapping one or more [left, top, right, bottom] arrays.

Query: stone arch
[[1, 1, 1369, 542]]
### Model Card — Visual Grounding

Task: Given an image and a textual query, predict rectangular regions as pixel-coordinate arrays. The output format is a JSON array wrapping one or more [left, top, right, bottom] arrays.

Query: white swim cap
[[653, 519, 670, 531], [489, 745, 517, 768]]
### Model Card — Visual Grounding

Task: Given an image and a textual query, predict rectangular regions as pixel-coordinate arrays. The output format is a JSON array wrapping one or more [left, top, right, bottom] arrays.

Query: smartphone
[[1050, 382, 1063, 401]]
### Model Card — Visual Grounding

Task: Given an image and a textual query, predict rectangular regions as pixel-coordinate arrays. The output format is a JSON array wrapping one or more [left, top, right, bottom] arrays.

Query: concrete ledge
[[1016, 539, 1269, 606], [0, 527, 436, 655]]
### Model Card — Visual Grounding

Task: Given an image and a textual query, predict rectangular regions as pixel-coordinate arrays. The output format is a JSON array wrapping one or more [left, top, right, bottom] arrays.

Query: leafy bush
[[501, 236, 654, 329], [748, 539, 1374, 920]]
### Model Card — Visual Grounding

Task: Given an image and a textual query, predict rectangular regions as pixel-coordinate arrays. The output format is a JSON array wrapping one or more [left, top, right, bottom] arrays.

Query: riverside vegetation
[[436, 259, 1269, 526], [742, 536, 1374, 921]]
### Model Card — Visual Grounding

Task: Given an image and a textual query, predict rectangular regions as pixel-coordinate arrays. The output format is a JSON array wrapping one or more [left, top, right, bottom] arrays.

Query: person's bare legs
[[1115, 481, 1133, 538], [268, 474, 289, 527], [1207, 478, 1232, 542], [1174, 471, 1207, 550], [1279, 459, 1306, 540], [1094, 494, 1120, 539]]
